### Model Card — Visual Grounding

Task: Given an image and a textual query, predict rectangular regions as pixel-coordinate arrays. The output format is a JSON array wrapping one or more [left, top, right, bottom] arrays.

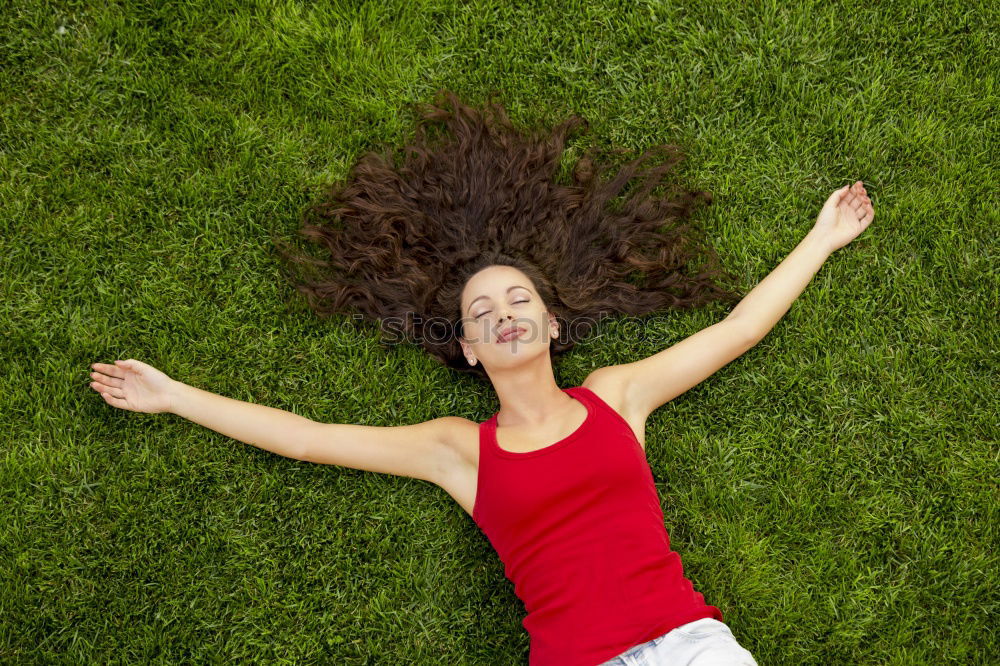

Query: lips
[[496, 326, 526, 343]]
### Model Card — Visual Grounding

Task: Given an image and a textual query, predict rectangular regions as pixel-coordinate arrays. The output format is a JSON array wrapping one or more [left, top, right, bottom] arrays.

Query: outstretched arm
[[728, 180, 874, 339], [169, 378, 456, 482], [168, 378, 316, 462], [89, 359, 456, 483], [90, 358, 320, 461], [586, 181, 875, 419], [723, 222, 832, 341]]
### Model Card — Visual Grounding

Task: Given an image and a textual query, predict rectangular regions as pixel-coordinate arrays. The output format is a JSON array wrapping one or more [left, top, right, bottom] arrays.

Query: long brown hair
[[272, 89, 743, 380]]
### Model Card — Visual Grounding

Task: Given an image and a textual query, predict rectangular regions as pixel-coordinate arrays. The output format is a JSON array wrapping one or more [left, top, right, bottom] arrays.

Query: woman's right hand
[[89, 359, 176, 414]]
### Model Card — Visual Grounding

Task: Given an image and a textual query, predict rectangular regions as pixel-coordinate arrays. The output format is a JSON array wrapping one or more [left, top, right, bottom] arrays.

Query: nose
[[494, 313, 514, 334]]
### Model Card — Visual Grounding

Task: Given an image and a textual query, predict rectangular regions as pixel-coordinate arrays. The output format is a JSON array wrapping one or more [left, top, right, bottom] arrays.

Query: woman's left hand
[[810, 180, 875, 253]]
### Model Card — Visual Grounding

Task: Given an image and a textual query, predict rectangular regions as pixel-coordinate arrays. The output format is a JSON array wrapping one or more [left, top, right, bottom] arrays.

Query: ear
[[459, 337, 477, 365], [548, 312, 559, 338]]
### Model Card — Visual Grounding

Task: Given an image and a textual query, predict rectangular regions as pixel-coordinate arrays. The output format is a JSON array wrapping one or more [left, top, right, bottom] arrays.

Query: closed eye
[[474, 298, 530, 319]]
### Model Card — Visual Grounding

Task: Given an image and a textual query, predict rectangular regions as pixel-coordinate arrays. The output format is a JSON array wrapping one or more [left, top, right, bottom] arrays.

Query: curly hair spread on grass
[[272, 88, 743, 380]]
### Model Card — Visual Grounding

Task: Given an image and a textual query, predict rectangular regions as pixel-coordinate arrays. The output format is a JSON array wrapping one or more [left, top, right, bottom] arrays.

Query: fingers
[[839, 194, 860, 215], [92, 362, 126, 379], [89, 359, 124, 394], [90, 380, 124, 398], [852, 181, 871, 205], [843, 181, 873, 219], [90, 369, 123, 388], [827, 181, 873, 227], [101, 391, 130, 410], [89, 361, 134, 409], [841, 188, 861, 209]]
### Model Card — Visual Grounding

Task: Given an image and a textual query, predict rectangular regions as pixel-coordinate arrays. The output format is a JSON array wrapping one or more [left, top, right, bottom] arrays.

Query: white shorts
[[597, 618, 759, 666]]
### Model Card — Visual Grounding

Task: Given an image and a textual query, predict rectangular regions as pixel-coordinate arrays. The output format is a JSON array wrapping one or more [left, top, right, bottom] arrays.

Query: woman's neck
[[490, 363, 574, 428]]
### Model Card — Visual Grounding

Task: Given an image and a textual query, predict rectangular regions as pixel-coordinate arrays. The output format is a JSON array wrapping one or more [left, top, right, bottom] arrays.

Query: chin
[[495, 343, 548, 364]]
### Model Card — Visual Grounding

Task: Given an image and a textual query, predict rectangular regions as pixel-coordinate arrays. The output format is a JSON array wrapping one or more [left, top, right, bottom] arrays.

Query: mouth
[[496, 327, 526, 343]]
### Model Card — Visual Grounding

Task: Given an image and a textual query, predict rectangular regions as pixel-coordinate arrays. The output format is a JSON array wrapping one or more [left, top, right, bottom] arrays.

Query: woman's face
[[458, 265, 558, 373]]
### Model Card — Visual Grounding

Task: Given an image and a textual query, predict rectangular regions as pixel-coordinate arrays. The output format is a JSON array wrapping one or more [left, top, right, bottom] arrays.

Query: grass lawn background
[[2, 0, 996, 663]]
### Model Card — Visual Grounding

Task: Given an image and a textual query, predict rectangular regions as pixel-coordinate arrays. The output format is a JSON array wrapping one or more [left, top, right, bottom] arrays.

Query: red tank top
[[472, 385, 723, 666]]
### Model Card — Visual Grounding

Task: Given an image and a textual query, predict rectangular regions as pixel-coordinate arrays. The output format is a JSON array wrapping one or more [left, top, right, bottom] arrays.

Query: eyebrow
[[468, 285, 530, 314]]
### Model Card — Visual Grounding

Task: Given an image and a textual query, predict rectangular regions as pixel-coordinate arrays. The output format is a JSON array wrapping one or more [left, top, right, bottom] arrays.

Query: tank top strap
[[567, 385, 640, 445], [479, 412, 498, 456], [473, 415, 497, 525], [478, 418, 488, 456]]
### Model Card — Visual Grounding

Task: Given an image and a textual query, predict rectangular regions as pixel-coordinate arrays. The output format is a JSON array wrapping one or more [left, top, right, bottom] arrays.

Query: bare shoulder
[[582, 367, 648, 449], [434, 416, 480, 461]]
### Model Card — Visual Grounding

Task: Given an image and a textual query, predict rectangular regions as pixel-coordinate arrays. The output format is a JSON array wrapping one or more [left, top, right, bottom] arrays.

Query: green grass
[[2, 0, 997, 663]]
